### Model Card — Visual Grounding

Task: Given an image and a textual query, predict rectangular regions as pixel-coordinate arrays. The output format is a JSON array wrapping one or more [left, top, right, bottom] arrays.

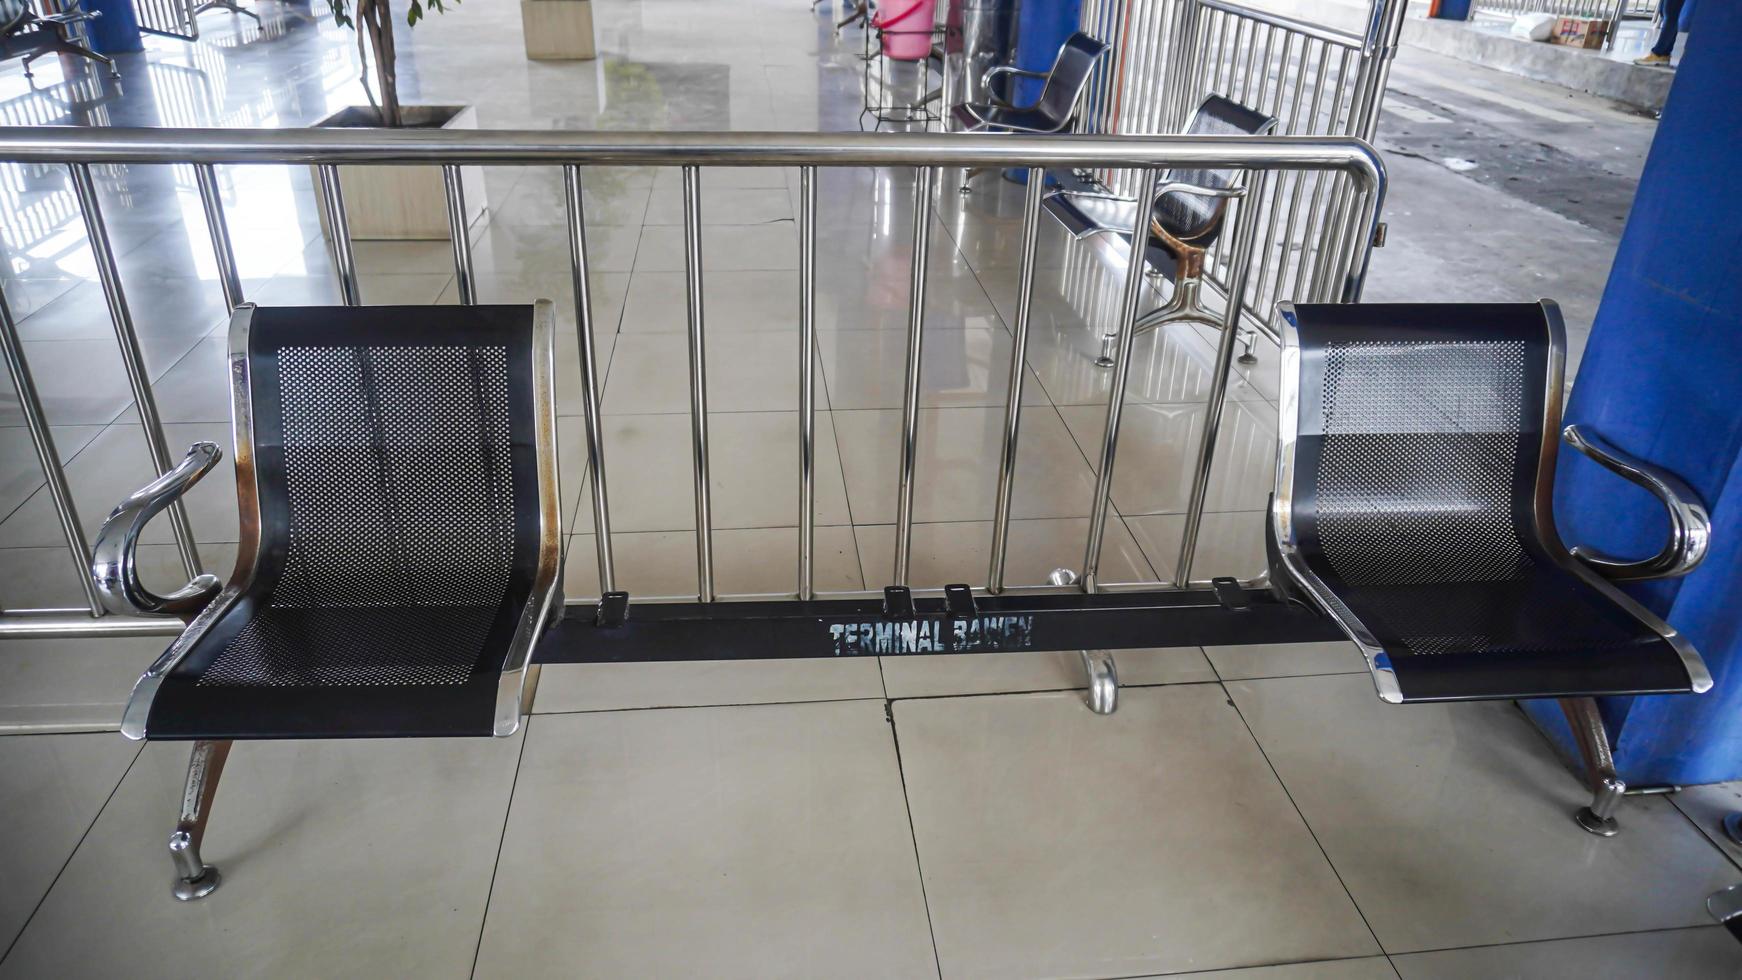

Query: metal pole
[[442, 164, 476, 306], [315, 164, 361, 307], [1174, 172, 1266, 587], [797, 165, 819, 600], [69, 163, 203, 580], [193, 164, 243, 312], [1081, 167, 1162, 593], [681, 165, 715, 602], [987, 169, 1044, 594], [563, 164, 615, 594], [0, 287, 102, 615], [892, 166, 936, 586]]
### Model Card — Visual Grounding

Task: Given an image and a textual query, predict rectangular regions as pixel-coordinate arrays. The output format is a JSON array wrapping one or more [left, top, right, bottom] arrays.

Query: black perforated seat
[[113, 304, 563, 741], [1270, 301, 1711, 704]]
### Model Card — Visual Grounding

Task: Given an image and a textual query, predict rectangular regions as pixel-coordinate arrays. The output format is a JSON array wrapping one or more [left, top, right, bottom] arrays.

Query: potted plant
[[316, 0, 486, 240]]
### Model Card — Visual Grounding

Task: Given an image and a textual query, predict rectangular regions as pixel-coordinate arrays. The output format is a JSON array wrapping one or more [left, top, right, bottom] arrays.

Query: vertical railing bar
[[797, 165, 818, 600], [1174, 171, 1267, 587], [892, 166, 936, 587], [193, 163, 243, 312], [315, 164, 361, 307], [1275, 43, 1328, 305], [69, 163, 203, 580], [1253, 23, 1277, 109], [1081, 167, 1162, 594], [1251, 32, 1301, 313], [442, 164, 476, 306], [0, 287, 103, 615], [986, 168, 1044, 595], [563, 163, 615, 594], [1298, 48, 1350, 300], [681, 165, 715, 602]]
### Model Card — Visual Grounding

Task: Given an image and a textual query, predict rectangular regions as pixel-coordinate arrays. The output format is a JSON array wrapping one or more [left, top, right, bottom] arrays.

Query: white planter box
[[313, 104, 488, 241], [521, 0, 596, 61]]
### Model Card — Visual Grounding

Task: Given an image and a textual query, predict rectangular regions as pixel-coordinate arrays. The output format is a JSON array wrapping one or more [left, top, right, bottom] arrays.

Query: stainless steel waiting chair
[[1045, 95, 1277, 367], [1270, 300, 1712, 837], [92, 302, 563, 900], [952, 31, 1107, 191]]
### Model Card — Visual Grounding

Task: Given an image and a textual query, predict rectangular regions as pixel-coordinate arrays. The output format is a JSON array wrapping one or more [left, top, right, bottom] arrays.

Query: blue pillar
[[1526, 0, 1742, 785], [1011, 0, 1081, 106], [1431, 0, 1472, 21], [83, 0, 145, 54]]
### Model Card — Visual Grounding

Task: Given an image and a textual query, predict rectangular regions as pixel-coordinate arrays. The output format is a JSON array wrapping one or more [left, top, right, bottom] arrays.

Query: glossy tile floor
[[3, 0, 1737, 976]]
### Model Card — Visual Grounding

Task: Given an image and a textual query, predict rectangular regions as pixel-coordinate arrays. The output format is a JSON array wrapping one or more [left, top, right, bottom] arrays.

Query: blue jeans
[[1652, 0, 1686, 57]]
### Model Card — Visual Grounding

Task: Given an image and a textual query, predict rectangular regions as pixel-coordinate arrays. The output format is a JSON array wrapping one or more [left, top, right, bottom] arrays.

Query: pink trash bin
[[875, 0, 937, 61]]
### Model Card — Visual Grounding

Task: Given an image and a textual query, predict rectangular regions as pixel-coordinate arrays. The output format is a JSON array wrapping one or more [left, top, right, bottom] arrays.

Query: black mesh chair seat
[[1270, 302, 1710, 704], [114, 304, 562, 741]]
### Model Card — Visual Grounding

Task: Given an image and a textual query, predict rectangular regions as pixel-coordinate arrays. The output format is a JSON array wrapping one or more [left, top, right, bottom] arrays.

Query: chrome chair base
[[1081, 649, 1118, 715], [171, 862, 222, 902], [1096, 277, 1252, 369], [1574, 805, 1621, 838]]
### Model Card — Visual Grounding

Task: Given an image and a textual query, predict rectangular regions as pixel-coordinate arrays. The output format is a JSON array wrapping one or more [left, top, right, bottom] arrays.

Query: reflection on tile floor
[[2, 0, 1740, 976]]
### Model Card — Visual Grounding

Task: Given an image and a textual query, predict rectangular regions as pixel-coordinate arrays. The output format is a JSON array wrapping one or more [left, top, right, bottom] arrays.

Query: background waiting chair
[[951, 31, 1107, 191], [1270, 301, 1712, 838], [92, 302, 563, 900], [0, 0, 117, 78], [1047, 94, 1277, 367]]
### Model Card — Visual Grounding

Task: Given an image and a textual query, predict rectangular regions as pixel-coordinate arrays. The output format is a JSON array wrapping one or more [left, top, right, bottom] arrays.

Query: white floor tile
[[1229, 673, 1741, 952], [1391, 927, 1742, 979], [472, 703, 937, 978], [1, 734, 522, 979], [896, 686, 1380, 978], [0, 732, 139, 949]]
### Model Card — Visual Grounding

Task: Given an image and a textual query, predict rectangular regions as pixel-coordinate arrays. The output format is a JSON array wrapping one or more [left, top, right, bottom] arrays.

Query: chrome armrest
[[1154, 181, 1246, 203], [1562, 424, 1711, 581], [1049, 189, 1138, 204], [981, 65, 1047, 110], [91, 442, 224, 616]]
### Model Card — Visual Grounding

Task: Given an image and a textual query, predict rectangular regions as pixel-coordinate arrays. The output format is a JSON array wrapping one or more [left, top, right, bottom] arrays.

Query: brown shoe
[[1634, 52, 1673, 67]]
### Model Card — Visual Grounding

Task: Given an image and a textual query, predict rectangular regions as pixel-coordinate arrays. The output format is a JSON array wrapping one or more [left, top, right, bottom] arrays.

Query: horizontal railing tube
[[0, 128, 1386, 181]]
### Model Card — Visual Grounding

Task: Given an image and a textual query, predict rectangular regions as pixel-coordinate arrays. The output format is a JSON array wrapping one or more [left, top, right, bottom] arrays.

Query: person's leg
[[1653, 0, 1685, 57]]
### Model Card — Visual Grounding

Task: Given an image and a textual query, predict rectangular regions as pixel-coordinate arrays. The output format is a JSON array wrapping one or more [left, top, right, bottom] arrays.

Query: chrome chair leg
[[1560, 697, 1624, 837], [1237, 328, 1258, 365], [1080, 649, 1118, 715], [170, 739, 232, 900]]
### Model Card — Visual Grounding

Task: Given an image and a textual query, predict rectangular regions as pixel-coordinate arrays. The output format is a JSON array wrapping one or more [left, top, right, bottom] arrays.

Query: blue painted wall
[[1525, 0, 1742, 785]]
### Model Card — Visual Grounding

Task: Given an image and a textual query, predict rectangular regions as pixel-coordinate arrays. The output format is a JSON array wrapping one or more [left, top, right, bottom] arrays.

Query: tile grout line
[[1217, 675, 1393, 959], [882, 701, 947, 980], [467, 717, 534, 980], [0, 739, 145, 966]]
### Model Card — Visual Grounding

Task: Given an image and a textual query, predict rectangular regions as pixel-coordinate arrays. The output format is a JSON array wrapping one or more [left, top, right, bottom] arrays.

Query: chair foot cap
[[1574, 807, 1619, 837], [172, 867, 222, 901]]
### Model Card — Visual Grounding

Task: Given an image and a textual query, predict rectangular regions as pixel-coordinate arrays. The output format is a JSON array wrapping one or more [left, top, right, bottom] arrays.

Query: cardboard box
[[1550, 16, 1608, 49]]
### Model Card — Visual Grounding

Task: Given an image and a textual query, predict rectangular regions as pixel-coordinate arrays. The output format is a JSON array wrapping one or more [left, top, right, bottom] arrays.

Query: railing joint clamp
[[882, 585, 916, 621]]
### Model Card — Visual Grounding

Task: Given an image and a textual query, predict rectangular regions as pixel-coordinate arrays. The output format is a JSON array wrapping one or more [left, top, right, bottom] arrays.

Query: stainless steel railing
[[0, 127, 1385, 638], [1076, 0, 1405, 336]]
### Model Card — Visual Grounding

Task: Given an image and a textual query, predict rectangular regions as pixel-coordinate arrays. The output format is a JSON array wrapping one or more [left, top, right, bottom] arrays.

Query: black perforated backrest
[[1034, 32, 1108, 129], [1284, 303, 1555, 594], [1153, 95, 1278, 244], [244, 305, 543, 619]]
